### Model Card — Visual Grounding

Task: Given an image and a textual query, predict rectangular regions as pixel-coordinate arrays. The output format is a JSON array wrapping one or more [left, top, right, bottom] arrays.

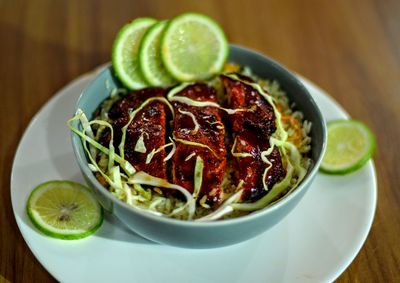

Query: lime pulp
[[139, 20, 177, 87], [112, 18, 157, 90], [320, 119, 376, 175], [161, 13, 228, 81], [26, 180, 103, 240]]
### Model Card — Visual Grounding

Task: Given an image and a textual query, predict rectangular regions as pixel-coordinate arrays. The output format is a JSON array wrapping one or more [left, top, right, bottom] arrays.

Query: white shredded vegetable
[[76, 109, 97, 158], [68, 111, 136, 176], [178, 108, 200, 133], [231, 137, 253, 158], [169, 95, 250, 115], [173, 136, 219, 158], [167, 82, 252, 115], [128, 171, 196, 220], [145, 137, 176, 164], [134, 133, 147, 153], [195, 190, 243, 222], [185, 152, 196, 161], [193, 156, 204, 201]]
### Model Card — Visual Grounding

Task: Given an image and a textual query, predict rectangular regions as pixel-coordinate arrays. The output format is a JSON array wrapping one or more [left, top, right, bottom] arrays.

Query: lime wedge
[[112, 18, 157, 90], [161, 13, 228, 81], [139, 20, 177, 87], [320, 120, 376, 175], [26, 180, 103, 240]]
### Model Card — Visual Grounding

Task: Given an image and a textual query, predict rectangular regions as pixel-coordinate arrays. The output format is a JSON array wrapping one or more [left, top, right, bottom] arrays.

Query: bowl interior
[[71, 45, 326, 223]]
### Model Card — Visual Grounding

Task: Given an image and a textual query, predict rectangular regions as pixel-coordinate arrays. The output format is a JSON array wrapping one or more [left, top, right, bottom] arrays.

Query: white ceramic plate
[[11, 71, 376, 283]]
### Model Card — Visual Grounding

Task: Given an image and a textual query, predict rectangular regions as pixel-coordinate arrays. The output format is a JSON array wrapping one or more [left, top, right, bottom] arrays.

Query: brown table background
[[1, 0, 399, 282]]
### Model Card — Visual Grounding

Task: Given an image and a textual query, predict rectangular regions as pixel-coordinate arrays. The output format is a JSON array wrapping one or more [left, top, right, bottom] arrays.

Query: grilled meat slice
[[231, 132, 262, 199], [171, 83, 227, 205], [221, 74, 276, 137], [233, 133, 285, 201], [108, 87, 165, 120], [101, 88, 168, 179], [221, 74, 286, 201]]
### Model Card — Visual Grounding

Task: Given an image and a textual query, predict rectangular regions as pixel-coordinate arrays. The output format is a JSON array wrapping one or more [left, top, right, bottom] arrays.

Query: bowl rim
[[71, 44, 327, 228]]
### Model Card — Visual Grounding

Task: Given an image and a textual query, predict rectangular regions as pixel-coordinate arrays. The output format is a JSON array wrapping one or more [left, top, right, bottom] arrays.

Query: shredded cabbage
[[87, 119, 115, 173], [209, 121, 225, 130], [67, 111, 136, 176], [178, 109, 200, 133], [193, 156, 204, 201], [134, 133, 147, 153], [185, 152, 196, 161], [76, 109, 97, 158], [231, 137, 253, 158], [145, 138, 176, 164], [195, 190, 243, 222], [128, 171, 195, 220], [173, 136, 219, 158], [167, 83, 252, 115]]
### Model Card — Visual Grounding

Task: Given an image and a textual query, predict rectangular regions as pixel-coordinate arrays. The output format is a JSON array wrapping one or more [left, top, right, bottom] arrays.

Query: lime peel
[[26, 180, 103, 240], [320, 119, 376, 175], [112, 18, 157, 90], [139, 20, 177, 86], [161, 12, 228, 81]]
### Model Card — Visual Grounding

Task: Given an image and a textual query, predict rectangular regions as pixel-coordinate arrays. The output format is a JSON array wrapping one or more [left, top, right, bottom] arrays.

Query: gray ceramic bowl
[[71, 45, 326, 248]]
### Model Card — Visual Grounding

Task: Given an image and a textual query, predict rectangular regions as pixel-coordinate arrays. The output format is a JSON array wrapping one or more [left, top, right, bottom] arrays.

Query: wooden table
[[1, 0, 399, 282]]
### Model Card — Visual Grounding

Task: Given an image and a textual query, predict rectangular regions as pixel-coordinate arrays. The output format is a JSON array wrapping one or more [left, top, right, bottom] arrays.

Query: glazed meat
[[101, 88, 168, 179], [233, 133, 285, 201], [221, 75, 285, 201], [221, 74, 276, 137], [171, 83, 227, 205], [108, 87, 165, 120], [99, 76, 286, 204]]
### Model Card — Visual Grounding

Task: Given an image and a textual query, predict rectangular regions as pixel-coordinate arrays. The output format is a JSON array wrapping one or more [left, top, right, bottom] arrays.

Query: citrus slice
[[320, 119, 376, 175], [161, 13, 228, 81], [139, 20, 177, 87], [26, 180, 103, 240], [112, 18, 157, 90]]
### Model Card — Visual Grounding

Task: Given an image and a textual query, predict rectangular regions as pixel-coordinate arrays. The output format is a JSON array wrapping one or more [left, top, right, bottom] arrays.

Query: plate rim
[[10, 68, 377, 283]]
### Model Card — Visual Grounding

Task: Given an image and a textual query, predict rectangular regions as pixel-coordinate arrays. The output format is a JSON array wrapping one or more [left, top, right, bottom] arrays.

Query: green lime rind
[[26, 180, 104, 240], [111, 18, 157, 90], [139, 20, 177, 87], [161, 12, 229, 81], [320, 119, 376, 175]]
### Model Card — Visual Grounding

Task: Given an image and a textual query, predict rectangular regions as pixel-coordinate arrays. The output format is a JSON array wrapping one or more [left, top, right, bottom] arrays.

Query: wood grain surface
[[1, 0, 399, 282]]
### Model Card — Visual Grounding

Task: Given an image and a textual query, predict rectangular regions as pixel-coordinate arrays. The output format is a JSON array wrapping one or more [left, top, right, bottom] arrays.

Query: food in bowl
[[68, 65, 312, 221], [69, 43, 326, 248]]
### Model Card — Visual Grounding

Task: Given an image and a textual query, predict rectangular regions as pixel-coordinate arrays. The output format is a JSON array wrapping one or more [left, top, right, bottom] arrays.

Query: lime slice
[[112, 18, 157, 90], [161, 13, 228, 81], [320, 119, 376, 175], [26, 180, 103, 240], [139, 20, 177, 87]]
